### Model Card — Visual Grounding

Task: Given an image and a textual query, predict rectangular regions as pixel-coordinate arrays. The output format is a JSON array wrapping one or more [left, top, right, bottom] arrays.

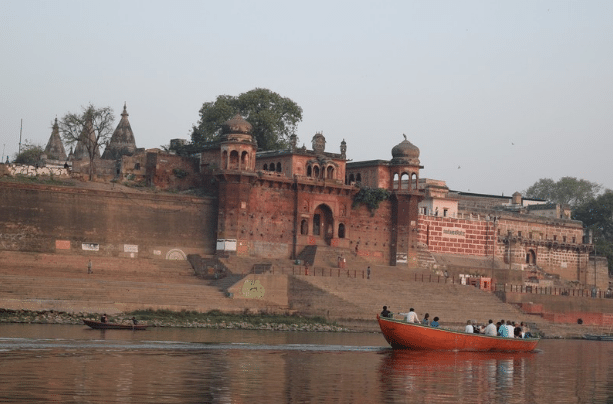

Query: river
[[0, 324, 611, 403]]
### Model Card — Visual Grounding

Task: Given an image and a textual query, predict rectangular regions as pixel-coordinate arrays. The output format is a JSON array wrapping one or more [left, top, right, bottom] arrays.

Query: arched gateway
[[312, 204, 334, 245]]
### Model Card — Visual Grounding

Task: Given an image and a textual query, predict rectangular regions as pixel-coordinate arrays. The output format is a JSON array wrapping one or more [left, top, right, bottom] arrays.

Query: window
[[443, 209, 448, 217], [276, 162, 282, 172], [263, 164, 268, 171], [313, 214, 321, 235], [338, 223, 345, 238], [300, 219, 308, 235]]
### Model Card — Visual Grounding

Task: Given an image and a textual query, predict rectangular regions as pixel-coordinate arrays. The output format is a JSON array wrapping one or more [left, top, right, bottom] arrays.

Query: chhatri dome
[[221, 114, 253, 136], [391, 134, 420, 165]]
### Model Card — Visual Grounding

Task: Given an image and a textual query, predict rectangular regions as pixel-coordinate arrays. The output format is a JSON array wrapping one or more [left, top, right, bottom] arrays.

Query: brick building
[[7, 112, 608, 289]]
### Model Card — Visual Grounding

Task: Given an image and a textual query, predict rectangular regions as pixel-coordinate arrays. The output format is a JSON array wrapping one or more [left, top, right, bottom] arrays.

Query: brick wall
[[0, 182, 217, 258]]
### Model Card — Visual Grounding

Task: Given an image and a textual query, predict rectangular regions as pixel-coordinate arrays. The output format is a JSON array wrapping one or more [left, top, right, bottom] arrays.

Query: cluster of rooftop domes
[[391, 134, 420, 165]]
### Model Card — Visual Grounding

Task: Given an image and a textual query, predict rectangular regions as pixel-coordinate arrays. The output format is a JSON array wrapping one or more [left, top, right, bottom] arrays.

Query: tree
[[13, 140, 44, 166], [191, 88, 303, 151], [59, 104, 114, 180], [524, 177, 603, 208], [574, 191, 613, 274]]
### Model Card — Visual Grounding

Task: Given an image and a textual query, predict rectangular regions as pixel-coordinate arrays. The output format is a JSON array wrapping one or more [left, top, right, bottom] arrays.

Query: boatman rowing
[[400, 308, 419, 323]]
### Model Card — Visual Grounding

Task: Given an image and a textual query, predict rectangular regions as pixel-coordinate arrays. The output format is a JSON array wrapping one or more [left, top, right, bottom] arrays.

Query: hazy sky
[[1, 1, 612, 195]]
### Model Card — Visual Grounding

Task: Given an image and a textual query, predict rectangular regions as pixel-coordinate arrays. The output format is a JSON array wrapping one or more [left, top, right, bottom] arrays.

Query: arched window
[[338, 223, 346, 238], [269, 164, 275, 172], [300, 219, 308, 235], [393, 173, 399, 189], [400, 173, 409, 190], [307, 165, 312, 177], [313, 166, 320, 178], [241, 151, 249, 170], [356, 173, 362, 183], [229, 150, 239, 170], [349, 173, 355, 183], [263, 164, 268, 171], [411, 173, 418, 190], [326, 166, 334, 179], [276, 162, 282, 172]]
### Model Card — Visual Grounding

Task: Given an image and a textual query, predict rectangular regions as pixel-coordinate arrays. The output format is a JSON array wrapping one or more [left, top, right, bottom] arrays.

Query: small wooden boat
[[377, 315, 539, 352], [83, 319, 147, 330], [584, 334, 613, 341]]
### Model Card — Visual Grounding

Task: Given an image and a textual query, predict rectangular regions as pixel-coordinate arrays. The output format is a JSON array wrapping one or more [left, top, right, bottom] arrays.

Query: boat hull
[[83, 319, 147, 330], [378, 315, 539, 352]]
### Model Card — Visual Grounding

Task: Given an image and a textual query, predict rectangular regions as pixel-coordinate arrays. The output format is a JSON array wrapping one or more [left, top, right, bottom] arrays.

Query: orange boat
[[377, 315, 539, 352]]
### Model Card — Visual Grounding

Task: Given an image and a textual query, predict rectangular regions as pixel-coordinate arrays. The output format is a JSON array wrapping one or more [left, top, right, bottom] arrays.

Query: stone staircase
[[0, 251, 270, 314], [0, 250, 597, 337]]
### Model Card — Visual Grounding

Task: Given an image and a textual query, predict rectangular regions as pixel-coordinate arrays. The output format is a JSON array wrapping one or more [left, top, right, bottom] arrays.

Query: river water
[[0, 324, 611, 403]]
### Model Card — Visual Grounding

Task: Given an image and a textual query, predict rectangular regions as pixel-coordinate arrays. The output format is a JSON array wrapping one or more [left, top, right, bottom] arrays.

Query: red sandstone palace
[[1, 108, 608, 290]]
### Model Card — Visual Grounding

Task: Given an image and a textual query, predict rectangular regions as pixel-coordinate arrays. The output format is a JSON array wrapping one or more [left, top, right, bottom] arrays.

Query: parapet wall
[[0, 182, 217, 259]]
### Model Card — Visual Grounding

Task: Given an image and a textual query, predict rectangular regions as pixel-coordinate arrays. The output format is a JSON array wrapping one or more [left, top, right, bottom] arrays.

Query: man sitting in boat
[[465, 320, 474, 333], [101, 314, 108, 323], [399, 308, 419, 323], [380, 306, 391, 318], [430, 317, 440, 327], [484, 319, 497, 336]]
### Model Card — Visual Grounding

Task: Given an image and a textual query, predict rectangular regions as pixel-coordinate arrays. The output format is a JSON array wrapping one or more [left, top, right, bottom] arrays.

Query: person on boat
[[484, 320, 497, 336], [430, 317, 440, 327], [380, 306, 391, 318], [400, 308, 419, 323], [422, 313, 430, 325], [498, 320, 509, 337], [506, 320, 515, 337], [101, 314, 108, 323], [465, 320, 474, 333], [132, 317, 138, 325], [514, 323, 522, 338]]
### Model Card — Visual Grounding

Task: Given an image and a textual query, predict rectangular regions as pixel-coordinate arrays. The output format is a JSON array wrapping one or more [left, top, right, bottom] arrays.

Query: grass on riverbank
[[0, 308, 346, 332], [125, 309, 336, 327]]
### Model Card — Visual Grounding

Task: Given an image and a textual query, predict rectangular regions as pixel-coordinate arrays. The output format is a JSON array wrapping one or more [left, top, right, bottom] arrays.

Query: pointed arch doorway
[[313, 204, 334, 245]]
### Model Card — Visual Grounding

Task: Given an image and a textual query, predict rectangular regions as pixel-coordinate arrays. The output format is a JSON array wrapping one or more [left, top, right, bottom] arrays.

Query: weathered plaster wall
[[0, 182, 217, 259]]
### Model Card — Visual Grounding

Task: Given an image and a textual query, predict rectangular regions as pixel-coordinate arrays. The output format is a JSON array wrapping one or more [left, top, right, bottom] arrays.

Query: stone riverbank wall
[[0, 182, 217, 259]]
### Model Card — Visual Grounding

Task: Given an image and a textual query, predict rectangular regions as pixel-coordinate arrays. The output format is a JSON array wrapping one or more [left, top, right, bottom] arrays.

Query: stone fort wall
[[0, 182, 217, 259], [417, 213, 601, 285]]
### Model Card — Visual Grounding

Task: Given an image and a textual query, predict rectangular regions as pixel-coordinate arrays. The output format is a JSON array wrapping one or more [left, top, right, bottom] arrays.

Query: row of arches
[[307, 164, 335, 179], [392, 172, 418, 190], [262, 162, 282, 172], [222, 149, 251, 171]]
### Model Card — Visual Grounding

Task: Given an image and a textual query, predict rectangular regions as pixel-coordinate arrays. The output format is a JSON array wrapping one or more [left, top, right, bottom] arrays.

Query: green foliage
[[13, 140, 44, 166], [191, 88, 303, 151], [524, 177, 602, 208], [126, 309, 336, 326], [352, 186, 390, 214], [574, 191, 613, 273]]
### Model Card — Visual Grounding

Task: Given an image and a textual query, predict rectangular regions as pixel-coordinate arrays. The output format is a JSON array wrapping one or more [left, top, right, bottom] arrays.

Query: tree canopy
[[13, 140, 44, 166], [574, 191, 613, 274], [191, 88, 303, 151], [59, 104, 115, 180], [523, 177, 603, 208]]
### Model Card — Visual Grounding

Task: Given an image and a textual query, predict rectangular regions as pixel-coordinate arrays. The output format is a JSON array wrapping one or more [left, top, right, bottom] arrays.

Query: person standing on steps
[[87, 260, 93, 274]]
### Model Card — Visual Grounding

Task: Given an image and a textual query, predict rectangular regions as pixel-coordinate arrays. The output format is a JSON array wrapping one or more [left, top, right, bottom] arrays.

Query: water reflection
[[2, 325, 613, 403], [379, 350, 538, 403]]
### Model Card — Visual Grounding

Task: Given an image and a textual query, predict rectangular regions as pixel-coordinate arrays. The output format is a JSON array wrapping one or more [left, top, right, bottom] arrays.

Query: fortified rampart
[[0, 182, 217, 259]]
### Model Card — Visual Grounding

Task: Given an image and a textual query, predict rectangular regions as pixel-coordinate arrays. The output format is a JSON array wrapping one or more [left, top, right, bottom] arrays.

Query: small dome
[[391, 135, 420, 161], [221, 114, 253, 135]]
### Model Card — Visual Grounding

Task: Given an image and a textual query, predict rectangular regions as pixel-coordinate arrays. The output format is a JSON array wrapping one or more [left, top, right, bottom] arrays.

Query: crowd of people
[[380, 306, 532, 338]]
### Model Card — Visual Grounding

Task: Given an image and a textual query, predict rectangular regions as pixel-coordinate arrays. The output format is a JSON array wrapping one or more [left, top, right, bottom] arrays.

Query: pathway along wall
[[0, 182, 217, 259]]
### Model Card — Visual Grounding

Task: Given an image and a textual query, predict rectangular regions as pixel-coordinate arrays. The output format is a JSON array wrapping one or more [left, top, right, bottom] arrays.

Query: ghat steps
[[0, 250, 594, 337]]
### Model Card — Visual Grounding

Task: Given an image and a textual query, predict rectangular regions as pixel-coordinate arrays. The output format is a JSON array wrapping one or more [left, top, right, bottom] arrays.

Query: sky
[[1, 1, 612, 195]]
